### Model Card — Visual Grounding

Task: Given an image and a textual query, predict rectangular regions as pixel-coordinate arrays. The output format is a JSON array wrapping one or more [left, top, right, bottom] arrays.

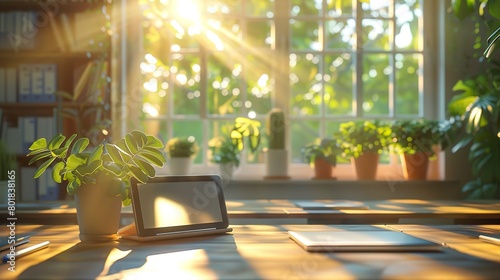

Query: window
[[133, 0, 428, 178]]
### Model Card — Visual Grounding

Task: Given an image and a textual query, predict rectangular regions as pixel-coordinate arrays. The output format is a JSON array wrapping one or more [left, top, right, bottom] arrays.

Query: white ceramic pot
[[169, 157, 192, 175], [74, 177, 122, 242], [219, 162, 236, 187], [264, 149, 289, 178]]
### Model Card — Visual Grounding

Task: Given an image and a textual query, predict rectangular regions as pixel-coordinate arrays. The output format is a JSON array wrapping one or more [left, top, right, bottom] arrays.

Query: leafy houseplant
[[208, 136, 241, 185], [448, 1, 500, 198], [335, 120, 392, 179], [391, 119, 444, 180], [230, 117, 261, 154], [165, 136, 198, 175], [165, 136, 199, 158], [335, 120, 392, 158], [301, 138, 339, 167], [208, 136, 241, 168], [391, 119, 443, 158], [301, 138, 340, 179], [27, 131, 166, 241]]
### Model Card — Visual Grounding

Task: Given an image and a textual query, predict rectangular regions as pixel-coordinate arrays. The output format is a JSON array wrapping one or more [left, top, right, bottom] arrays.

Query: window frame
[[118, 0, 443, 180]]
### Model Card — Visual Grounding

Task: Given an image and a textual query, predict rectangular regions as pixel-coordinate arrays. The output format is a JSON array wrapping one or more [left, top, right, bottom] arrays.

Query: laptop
[[288, 230, 442, 252], [119, 175, 232, 242]]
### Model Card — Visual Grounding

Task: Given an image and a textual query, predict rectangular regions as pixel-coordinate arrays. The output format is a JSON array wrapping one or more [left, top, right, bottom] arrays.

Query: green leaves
[[105, 130, 166, 184], [27, 131, 167, 204], [230, 117, 261, 153]]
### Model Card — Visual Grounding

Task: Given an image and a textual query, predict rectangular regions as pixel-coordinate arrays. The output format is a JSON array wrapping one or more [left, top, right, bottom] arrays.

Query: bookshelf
[[0, 0, 112, 201]]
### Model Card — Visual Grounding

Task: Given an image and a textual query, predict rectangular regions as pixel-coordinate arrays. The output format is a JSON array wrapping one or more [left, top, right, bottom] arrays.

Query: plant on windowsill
[[165, 136, 199, 175], [334, 120, 392, 180], [264, 108, 289, 179], [390, 119, 446, 180], [208, 136, 241, 185], [230, 117, 261, 153], [27, 131, 166, 242], [0, 140, 17, 204], [301, 138, 340, 179]]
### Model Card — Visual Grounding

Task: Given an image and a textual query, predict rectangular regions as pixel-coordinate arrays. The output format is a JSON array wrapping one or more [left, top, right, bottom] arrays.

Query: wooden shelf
[[0, 0, 104, 12], [0, 52, 104, 60], [1, 102, 98, 116]]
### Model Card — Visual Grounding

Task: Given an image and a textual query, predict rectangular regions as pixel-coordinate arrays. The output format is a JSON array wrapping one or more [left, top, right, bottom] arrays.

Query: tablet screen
[[131, 175, 229, 236]]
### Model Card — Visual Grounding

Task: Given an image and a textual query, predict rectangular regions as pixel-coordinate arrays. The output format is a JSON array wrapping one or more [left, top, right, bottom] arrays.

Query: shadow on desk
[[18, 234, 262, 280]]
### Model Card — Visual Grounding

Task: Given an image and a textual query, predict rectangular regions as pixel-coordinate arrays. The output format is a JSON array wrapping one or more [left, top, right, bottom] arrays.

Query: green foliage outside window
[[136, 0, 425, 166]]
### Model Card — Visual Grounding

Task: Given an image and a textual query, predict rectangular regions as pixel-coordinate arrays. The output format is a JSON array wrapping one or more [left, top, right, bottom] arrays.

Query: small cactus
[[266, 108, 286, 150]]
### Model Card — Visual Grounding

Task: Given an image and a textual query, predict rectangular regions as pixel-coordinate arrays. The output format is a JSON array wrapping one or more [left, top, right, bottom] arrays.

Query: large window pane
[[395, 53, 421, 115], [290, 20, 320, 51], [395, 0, 421, 51], [207, 54, 243, 116], [289, 53, 322, 116], [362, 19, 391, 51], [290, 120, 319, 163], [362, 54, 389, 115], [324, 53, 354, 116], [325, 19, 356, 51], [245, 54, 273, 116], [291, 0, 321, 16], [171, 54, 201, 115]]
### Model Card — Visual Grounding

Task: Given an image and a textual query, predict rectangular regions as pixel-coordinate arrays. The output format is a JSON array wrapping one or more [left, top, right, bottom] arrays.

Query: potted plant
[[335, 120, 392, 180], [165, 136, 199, 175], [27, 130, 166, 242], [230, 117, 261, 154], [391, 119, 444, 180], [264, 108, 289, 179], [0, 140, 17, 204], [448, 2, 500, 198], [208, 136, 241, 185], [301, 138, 339, 179]]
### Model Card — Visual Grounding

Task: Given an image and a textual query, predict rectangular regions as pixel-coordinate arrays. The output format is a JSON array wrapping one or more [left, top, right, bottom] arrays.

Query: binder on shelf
[[5, 125, 21, 154], [0, 67, 5, 102], [18, 64, 31, 103], [43, 64, 57, 102], [21, 116, 36, 154], [31, 64, 44, 102], [5, 67, 16, 103]]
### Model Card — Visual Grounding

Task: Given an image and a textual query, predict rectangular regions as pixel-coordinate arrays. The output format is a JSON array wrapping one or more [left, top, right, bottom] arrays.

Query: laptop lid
[[130, 175, 230, 237], [288, 231, 442, 252]]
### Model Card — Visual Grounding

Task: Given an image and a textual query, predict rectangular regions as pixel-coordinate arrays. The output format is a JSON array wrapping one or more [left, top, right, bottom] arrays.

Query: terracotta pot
[[313, 158, 333, 179], [401, 152, 429, 180], [351, 152, 379, 180], [74, 176, 122, 242]]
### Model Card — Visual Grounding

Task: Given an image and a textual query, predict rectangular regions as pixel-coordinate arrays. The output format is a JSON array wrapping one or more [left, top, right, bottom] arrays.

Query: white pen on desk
[[479, 235, 500, 245], [2, 241, 50, 263]]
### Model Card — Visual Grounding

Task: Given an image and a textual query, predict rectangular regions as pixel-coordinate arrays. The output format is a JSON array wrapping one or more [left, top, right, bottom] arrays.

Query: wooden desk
[[1, 224, 499, 279], [1, 199, 500, 225]]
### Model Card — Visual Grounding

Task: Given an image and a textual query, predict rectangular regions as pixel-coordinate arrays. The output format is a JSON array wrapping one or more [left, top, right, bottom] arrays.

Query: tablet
[[122, 175, 232, 241], [289, 231, 442, 252]]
